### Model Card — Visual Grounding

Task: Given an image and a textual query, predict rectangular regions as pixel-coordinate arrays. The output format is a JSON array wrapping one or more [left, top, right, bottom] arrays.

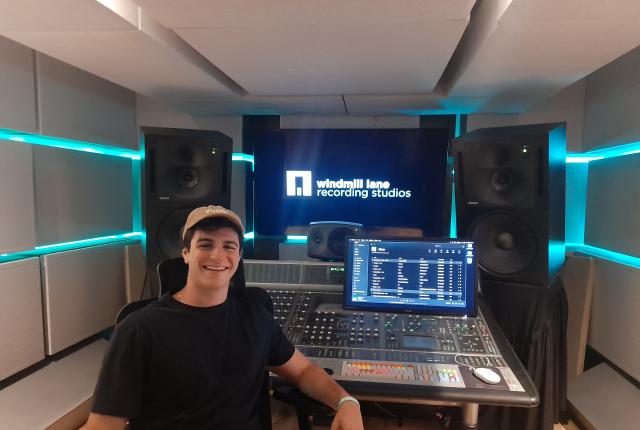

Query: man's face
[[182, 227, 241, 291]]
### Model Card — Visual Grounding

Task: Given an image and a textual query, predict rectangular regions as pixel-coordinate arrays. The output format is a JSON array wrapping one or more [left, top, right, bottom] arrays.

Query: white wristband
[[337, 396, 360, 409]]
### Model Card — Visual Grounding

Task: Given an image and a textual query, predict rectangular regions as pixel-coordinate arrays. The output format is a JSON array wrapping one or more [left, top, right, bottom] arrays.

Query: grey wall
[[36, 52, 137, 150], [0, 139, 35, 254], [467, 78, 586, 153], [0, 37, 36, 133], [0, 36, 137, 379], [580, 46, 640, 381], [585, 155, 640, 256], [582, 46, 640, 151], [33, 146, 132, 245]]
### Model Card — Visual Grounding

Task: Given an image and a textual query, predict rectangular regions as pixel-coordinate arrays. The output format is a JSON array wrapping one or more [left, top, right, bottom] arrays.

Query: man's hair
[[181, 217, 244, 251]]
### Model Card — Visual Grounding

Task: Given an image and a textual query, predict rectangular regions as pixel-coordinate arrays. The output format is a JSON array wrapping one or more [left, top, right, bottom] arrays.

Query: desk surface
[[269, 289, 539, 409]]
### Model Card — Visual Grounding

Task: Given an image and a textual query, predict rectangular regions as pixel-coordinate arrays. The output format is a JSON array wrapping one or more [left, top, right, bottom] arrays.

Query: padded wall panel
[[0, 258, 45, 380], [558, 255, 594, 380], [0, 36, 37, 133], [0, 139, 36, 254], [588, 259, 640, 382], [583, 46, 640, 151], [42, 244, 127, 355], [124, 243, 147, 302], [33, 145, 132, 245], [36, 53, 137, 150], [584, 154, 640, 257]]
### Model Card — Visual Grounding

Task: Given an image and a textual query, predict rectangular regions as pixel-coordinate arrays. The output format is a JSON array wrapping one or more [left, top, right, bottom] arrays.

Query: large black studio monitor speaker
[[454, 123, 566, 286], [308, 221, 364, 261], [143, 127, 233, 268]]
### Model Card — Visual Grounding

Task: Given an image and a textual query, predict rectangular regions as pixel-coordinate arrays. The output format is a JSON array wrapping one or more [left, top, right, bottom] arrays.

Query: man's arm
[[79, 412, 128, 430], [270, 349, 363, 430]]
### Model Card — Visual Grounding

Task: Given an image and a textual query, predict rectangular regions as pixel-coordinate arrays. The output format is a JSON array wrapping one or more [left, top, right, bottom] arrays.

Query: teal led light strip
[[566, 140, 640, 163], [449, 114, 461, 238], [244, 231, 255, 240], [0, 232, 142, 263], [0, 129, 141, 160], [232, 153, 254, 171], [566, 243, 640, 269], [285, 235, 308, 244], [232, 153, 254, 163]]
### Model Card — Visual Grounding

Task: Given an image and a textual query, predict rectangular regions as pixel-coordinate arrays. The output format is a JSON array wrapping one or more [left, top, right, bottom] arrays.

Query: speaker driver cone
[[469, 213, 536, 275], [327, 227, 356, 257], [177, 168, 199, 188], [157, 209, 192, 259]]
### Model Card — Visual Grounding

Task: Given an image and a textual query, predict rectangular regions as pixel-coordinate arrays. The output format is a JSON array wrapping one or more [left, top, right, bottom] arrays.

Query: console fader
[[268, 290, 524, 392]]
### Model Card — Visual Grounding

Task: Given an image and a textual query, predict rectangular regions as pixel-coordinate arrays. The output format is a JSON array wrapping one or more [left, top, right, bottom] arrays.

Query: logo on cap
[[205, 205, 227, 215]]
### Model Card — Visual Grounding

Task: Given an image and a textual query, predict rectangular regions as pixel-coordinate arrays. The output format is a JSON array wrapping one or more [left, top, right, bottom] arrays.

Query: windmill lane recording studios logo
[[286, 170, 411, 199]]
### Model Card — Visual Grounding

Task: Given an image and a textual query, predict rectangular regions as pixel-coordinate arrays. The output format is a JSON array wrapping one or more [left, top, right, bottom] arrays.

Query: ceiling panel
[[135, 0, 474, 28], [0, 0, 136, 31], [451, 0, 640, 112], [176, 19, 468, 96], [135, 0, 474, 96], [2, 30, 235, 99]]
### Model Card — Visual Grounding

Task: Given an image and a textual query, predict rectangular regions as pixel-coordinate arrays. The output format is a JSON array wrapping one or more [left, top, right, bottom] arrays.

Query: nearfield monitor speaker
[[308, 221, 364, 261], [143, 127, 233, 268], [454, 123, 566, 286]]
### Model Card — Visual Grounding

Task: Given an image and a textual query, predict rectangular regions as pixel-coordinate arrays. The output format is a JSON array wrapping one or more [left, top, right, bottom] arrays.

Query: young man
[[82, 205, 364, 430]]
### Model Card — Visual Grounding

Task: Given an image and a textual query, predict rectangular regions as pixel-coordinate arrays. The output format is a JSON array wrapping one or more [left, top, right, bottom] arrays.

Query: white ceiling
[[1, 0, 639, 115]]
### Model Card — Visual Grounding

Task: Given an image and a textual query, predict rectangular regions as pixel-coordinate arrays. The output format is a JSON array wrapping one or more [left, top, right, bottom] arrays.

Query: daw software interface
[[344, 238, 477, 316]]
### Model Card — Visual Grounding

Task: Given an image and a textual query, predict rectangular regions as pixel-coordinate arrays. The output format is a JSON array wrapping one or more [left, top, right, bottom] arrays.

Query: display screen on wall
[[253, 128, 449, 236]]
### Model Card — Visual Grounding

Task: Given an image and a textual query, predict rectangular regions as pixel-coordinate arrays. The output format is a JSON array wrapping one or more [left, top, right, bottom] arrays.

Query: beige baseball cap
[[181, 205, 244, 240]]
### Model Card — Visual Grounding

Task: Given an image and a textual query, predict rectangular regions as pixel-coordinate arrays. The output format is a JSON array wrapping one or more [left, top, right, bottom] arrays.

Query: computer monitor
[[344, 237, 477, 316]]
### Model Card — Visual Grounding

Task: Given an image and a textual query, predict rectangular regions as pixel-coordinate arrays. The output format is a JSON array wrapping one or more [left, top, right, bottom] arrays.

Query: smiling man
[[82, 205, 363, 430]]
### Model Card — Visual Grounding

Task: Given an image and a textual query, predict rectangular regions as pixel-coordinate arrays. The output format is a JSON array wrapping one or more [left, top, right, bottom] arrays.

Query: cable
[[373, 402, 402, 427]]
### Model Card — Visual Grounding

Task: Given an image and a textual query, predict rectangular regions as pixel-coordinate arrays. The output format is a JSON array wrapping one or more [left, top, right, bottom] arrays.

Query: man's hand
[[270, 349, 364, 429], [331, 401, 364, 430]]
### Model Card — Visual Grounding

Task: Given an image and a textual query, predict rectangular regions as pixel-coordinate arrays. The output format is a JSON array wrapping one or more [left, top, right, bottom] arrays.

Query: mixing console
[[267, 290, 523, 392]]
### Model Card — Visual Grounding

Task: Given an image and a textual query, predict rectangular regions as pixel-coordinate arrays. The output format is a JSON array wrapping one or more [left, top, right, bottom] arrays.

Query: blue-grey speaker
[[307, 221, 364, 261]]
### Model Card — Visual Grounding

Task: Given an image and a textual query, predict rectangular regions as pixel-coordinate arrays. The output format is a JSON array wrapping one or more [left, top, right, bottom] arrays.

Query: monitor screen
[[344, 237, 477, 316], [253, 128, 449, 236]]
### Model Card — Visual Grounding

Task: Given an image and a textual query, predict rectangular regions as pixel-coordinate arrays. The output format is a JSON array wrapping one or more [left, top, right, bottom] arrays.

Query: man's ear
[[182, 247, 190, 264]]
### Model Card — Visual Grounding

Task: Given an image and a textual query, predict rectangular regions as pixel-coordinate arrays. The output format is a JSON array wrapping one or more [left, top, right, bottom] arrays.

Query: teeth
[[204, 266, 226, 271]]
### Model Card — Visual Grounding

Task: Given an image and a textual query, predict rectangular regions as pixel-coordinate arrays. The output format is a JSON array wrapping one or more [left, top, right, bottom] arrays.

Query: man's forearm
[[295, 363, 352, 410], [80, 413, 128, 430]]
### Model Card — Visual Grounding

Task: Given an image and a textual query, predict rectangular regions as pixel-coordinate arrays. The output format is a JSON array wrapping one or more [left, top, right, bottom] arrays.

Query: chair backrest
[[157, 258, 247, 298], [115, 298, 156, 325]]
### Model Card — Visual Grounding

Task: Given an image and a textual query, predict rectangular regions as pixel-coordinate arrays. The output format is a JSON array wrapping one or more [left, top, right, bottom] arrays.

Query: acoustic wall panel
[[559, 255, 594, 380], [584, 154, 640, 257], [36, 53, 137, 150], [0, 139, 36, 254], [588, 259, 640, 382], [582, 45, 640, 151], [0, 258, 45, 380], [41, 244, 127, 355], [33, 145, 132, 246], [124, 243, 147, 302], [0, 36, 37, 133]]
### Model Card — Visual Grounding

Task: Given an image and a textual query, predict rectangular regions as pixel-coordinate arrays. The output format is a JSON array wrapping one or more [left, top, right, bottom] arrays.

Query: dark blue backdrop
[[254, 128, 449, 236]]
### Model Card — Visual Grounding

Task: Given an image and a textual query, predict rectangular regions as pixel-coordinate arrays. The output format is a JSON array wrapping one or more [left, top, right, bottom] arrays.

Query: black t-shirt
[[92, 293, 295, 430]]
